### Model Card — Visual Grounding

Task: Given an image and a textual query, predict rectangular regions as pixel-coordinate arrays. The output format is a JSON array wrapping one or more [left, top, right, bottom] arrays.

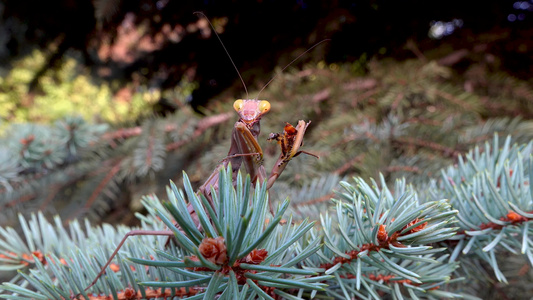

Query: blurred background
[[1, 0, 532, 224]]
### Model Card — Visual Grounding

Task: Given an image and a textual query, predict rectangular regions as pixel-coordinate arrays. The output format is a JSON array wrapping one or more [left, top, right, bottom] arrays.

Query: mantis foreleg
[[266, 120, 318, 189]]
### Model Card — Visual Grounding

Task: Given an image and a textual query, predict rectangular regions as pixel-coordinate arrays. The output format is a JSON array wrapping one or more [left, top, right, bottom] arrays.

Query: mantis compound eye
[[258, 100, 271, 114], [233, 99, 244, 112]]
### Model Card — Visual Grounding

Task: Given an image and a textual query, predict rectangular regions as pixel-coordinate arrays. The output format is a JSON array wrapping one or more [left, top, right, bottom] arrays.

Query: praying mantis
[[72, 13, 324, 298], [190, 10, 325, 213], [196, 98, 317, 213]]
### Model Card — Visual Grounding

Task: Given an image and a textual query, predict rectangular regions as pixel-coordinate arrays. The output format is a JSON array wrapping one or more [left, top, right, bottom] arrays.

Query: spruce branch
[[0, 107, 235, 225], [0, 211, 168, 298], [280, 173, 341, 221], [434, 135, 533, 283], [307, 175, 461, 299]]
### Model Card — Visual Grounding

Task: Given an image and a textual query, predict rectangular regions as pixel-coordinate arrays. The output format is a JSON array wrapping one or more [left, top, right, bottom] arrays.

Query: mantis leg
[[233, 121, 267, 186], [196, 120, 265, 219], [198, 120, 263, 202], [72, 230, 175, 299]]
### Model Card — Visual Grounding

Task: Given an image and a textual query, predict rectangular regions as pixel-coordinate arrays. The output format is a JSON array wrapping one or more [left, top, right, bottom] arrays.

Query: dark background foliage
[[1, 0, 531, 111]]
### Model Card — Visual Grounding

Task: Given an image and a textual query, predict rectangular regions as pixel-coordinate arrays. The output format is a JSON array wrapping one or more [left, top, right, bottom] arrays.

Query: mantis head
[[233, 99, 271, 124]]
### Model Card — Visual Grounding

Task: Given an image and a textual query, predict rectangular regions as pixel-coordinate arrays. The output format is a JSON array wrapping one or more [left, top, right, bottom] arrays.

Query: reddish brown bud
[[20, 134, 35, 145], [188, 255, 200, 262], [110, 262, 120, 272], [199, 237, 228, 265], [377, 225, 388, 243], [31, 251, 45, 264], [123, 287, 136, 299], [411, 222, 427, 233], [404, 218, 428, 234], [245, 249, 268, 264], [507, 211, 527, 222]]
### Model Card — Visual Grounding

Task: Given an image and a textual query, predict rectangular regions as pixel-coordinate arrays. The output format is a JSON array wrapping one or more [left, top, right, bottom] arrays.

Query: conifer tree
[[1, 42, 533, 299]]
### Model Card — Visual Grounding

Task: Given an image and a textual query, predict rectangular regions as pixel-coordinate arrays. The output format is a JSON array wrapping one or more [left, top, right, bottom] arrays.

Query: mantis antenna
[[254, 38, 330, 100], [194, 12, 329, 101], [194, 11, 249, 99]]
